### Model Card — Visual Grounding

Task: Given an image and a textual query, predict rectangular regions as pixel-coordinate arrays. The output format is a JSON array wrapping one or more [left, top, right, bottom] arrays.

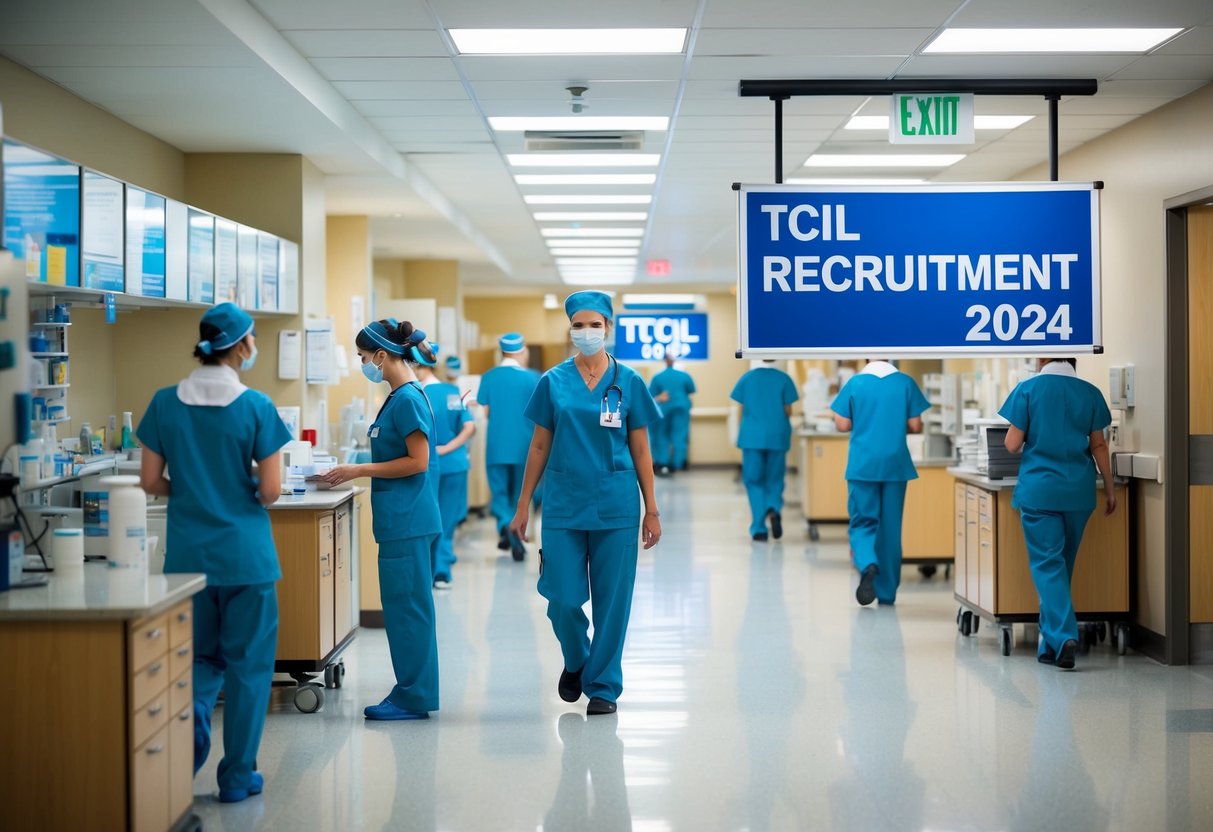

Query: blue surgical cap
[[499, 332, 526, 354], [564, 290, 613, 323], [445, 355, 463, 370], [411, 341, 439, 367], [197, 303, 255, 355], [360, 320, 425, 356]]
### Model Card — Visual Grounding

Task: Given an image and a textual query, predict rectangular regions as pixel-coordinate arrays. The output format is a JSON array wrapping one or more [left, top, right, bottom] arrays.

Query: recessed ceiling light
[[516, 174, 658, 186], [622, 293, 699, 307], [556, 258, 639, 266], [508, 154, 660, 168], [491, 117, 669, 132], [450, 28, 687, 55], [534, 212, 648, 222], [525, 195, 653, 205], [785, 177, 929, 185], [544, 293, 559, 309], [845, 115, 1034, 130], [561, 275, 636, 286], [803, 154, 965, 168], [549, 248, 641, 257], [546, 238, 643, 248], [924, 28, 1182, 53], [542, 228, 646, 238]]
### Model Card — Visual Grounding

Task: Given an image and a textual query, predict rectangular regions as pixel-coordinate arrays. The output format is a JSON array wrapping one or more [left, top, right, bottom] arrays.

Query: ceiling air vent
[[524, 131, 645, 152]]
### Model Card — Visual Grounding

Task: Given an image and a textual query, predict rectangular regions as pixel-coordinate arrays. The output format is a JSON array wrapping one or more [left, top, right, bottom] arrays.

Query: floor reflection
[[544, 713, 632, 831]]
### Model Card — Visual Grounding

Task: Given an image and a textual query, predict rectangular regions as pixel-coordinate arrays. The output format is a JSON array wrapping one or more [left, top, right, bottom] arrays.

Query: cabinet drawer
[[132, 724, 171, 832], [169, 706, 194, 822], [132, 689, 171, 750], [170, 669, 192, 717], [129, 614, 169, 673], [131, 654, 171, 712], [170, 640, 193, 680], [169, 601, 193, 648]]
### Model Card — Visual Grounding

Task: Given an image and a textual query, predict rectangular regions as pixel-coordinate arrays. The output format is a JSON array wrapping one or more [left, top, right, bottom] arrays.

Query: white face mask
[[571, 328, 606, 356]]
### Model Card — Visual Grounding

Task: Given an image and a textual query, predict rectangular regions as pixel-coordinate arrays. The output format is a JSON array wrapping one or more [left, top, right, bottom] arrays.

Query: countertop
[[268, 486, 362, 511], [0, 563, 205, 621], [949, 467, 1126, 492]]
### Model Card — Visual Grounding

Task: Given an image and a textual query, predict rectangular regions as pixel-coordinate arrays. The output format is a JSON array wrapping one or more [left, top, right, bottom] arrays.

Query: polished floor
[[196, 470, 1213, 831]]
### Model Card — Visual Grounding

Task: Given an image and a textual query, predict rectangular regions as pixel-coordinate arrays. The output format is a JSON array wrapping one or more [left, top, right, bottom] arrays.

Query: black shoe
[[1037, 650, 1057, 665], [752, 532, 769, 542], [497, 529, 510, 551], [856, 565, 878, 606], [558, 666, 583, 702], [587, 697, 617, 716], [510, 534, 526, 562], [767, 510, 783, 540], [1056, 639, 1079, 670]]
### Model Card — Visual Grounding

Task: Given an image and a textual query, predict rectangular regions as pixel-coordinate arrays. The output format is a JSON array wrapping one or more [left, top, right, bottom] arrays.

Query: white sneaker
[[433, 577, 452, 590]]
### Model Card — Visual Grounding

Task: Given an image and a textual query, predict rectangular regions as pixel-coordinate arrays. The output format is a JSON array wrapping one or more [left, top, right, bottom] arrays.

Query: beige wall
[[1016, 81, 1213, 635], [67, 309, 117, 440], [326, 217, 373, 429], [462, 296, 568, 349]]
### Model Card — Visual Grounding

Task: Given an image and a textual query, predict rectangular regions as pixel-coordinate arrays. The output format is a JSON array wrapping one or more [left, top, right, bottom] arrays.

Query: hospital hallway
[[196, 469, 1213, 831]]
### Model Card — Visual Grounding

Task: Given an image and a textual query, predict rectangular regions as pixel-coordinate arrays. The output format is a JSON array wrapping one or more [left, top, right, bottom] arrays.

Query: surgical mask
[[240, 345, 258, 372], [362, 357, 385, 384], [571, 328, 606, 357]]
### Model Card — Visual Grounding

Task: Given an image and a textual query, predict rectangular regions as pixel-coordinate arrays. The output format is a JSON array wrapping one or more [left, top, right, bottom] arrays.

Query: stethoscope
[[601, 355, 623, 421]]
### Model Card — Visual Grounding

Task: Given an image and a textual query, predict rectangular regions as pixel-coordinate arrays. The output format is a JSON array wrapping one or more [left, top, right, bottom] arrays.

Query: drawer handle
[[148, 662, 163, 675], [148, 703, 164, 717], [323, 570, 332, 578], [178, 612, 191, 623], [146, 628, 163, 641], [177, 679, 189, 689], [146, 744, 165, 755], [177, 647, 190, 657], [178, 709, 191, 722]]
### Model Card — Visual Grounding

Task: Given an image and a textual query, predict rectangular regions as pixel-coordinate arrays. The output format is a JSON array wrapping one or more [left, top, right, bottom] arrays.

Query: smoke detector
[[567, 85, 589, 114]]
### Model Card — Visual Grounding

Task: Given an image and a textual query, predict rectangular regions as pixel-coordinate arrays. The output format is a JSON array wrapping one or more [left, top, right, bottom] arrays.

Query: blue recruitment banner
[[737, 183, 1102, 358], [615, 312, 709, 361], [2, 139, 81, 286]]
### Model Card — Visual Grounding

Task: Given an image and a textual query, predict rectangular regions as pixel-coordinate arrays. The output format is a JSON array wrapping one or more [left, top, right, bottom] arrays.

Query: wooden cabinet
[[954, 479, 1130, 617], [903, 466, 955, 558], [335, 504, 352, 639], [800, 435, 850, 521], [953, 482, 968, 597]]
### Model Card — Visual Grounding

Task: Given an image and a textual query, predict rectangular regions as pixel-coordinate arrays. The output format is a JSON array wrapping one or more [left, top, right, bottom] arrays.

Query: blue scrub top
[[998, 371, 1112, 512], [369, 382, 442, 543], [650, 367, 697, 412], [137, 387, 291, 586], [731, 367, 799, 451], [831, 372, 931, 482], [525, 356, 661, 530], [422, 380, 473, 475], [477, 364, 540, 466]]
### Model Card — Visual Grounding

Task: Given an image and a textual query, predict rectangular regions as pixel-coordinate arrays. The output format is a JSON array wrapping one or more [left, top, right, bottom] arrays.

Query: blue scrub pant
[[742, 449, 787, 536], [653, 409, 691, 469], [538, 526, 639, 702], [1019, 508, 1089, 657], [435, 471, 467, 580], [847, 481, 908, 603], [488, 463, 526, 533], [192, 583, 278, 794], [380, 537, 440, 712], [651, 417, 670, 467]]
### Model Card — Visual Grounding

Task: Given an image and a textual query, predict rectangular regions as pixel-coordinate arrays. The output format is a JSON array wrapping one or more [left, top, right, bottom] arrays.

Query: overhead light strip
[[524, 195, 653, 205], [924, 28, 1183, 53], [516, 174, 658, 186], [542, 228, 646, 238], [507, 154, 661, 168], [534, 212, 648, 221]]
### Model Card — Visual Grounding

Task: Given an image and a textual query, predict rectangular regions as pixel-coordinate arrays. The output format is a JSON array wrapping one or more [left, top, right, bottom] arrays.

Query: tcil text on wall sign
[[615, 313, 708, 361], [889, 93, 974, 144], [735, 182, 1102, 358]]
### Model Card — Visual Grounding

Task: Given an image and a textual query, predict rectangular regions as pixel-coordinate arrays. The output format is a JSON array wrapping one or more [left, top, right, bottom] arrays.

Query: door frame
[[1165, 184, 1213, 665]]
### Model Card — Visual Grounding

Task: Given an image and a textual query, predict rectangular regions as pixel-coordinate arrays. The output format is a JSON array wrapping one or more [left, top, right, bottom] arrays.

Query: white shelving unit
[[29, 298, 72, 429]]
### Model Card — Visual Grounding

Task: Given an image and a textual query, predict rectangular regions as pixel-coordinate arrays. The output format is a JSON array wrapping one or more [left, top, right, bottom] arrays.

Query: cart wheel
[[999, 626, 1013, 656], [335, 661, 346, 689], [1117, 624, 1129, 656], [1097, 622, 1108, 644], [918, 565, 938, 579], [956, 607, 963, 628], [324, 665, 335, 689], [971, 614, 980, 635], [294, 683, 324, 714], [945, 564, 952, 580], [809, 525, 821, 542], [960, 611, 973, 637]]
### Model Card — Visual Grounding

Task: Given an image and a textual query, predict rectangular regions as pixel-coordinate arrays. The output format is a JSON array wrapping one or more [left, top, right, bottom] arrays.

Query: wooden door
[[1190, 205, 1213, 623]]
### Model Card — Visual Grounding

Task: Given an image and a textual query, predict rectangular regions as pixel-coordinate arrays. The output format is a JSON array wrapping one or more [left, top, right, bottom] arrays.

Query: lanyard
[[601, 355, 623, 419]]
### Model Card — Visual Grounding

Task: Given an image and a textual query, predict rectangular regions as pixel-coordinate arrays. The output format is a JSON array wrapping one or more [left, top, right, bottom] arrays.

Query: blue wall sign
[[737, 183, 1102, 357], [615, 313, 709, 361]]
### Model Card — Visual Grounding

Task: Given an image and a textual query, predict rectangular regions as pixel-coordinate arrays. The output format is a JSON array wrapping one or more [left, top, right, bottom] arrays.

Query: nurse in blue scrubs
[[731, 361, 800, 541], [477, 333, 541, 560], [831, 361, 931, 607], [414, 345, 475, 589], [444, 354, 462, 383], [509, 291, 662, 716], [137, 302, 291, 803], [650, 354, 697, 476], [321, 319, 442, 718], [999, 358, 1115, 670]]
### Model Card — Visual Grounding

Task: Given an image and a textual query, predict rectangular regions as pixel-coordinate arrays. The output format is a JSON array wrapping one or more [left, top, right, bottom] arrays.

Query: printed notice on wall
[[278, 330, 301, 381]]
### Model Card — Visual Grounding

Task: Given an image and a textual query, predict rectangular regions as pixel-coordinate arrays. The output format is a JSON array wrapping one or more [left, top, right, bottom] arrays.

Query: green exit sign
[[890, 93, 974, 145]]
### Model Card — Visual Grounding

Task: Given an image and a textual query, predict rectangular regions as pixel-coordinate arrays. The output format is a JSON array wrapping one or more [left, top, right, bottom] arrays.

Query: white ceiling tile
[[402, 144, 496, 154], [1157, 26, 1213, 54], [310, 57, 461, 82], [1057, 96, 1176, 115], [252, 0, 433, 30], [899, 55, 1142, 77], [332, 80, 470, 99], [472, 80, 680, 100], [1107, 54, 1213, 80], [282, 29, 448, 58], [947, 0, 1212, 27], [479, 99, 672, 117], [675, 115, 846, 131], [433, 0, 700, 28], [0, 44, 252, 67], [387, 129, 494, 143], [354, 99, 481, 117], [701, 0, 959, 28], [694, 28, 934, 56], [458, 55, 686, 82], [689, 55, 909, 80], [371, 115, 487, 132], [1095, 79, 1208, 97]]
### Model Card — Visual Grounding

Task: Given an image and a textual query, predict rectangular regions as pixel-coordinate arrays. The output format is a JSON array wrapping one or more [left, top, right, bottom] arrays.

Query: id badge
[[369, 426, 380, 439], [447, 394, 463, 410], [600, 409, 621, 429]]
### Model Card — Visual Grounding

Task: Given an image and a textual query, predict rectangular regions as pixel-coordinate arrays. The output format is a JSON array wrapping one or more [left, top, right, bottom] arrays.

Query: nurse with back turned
[[731, 360, 800, 541], [138, 302, 291, 804]]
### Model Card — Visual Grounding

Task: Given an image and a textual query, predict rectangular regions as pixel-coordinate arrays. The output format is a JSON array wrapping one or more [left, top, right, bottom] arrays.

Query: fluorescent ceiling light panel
[[508, 154, 660, 168], [556, 258, 639, 266], [546, 239, 642, 248], [534, 212, 648, 222], [786, 177, 928, 185], [450, 28, 687, 55], [623, 293, 698, 306], [490, 117, 669, 132], [515, 174, 658, 186], [550, 248, 641, 257], [542, 228, 646, 238], [845, 115, 1034, 130], [925, 28, 1182, 53], [561, 276, 636, 286], [804, 154, 965, 168], [525, 195, 652, 205]]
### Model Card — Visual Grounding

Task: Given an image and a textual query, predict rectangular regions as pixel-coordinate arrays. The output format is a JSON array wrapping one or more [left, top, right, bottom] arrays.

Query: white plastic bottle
[[102, 475, 147, 570]]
